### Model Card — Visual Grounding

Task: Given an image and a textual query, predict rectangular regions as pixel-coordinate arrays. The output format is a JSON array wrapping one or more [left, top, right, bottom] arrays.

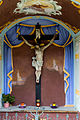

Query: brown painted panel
[[41, 45, 65, 106], [12, 43, 65, 106], [12, 44, 36, 106]]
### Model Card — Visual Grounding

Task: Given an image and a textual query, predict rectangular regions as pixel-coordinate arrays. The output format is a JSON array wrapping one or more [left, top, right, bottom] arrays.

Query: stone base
[[0, 106, 79, 120]]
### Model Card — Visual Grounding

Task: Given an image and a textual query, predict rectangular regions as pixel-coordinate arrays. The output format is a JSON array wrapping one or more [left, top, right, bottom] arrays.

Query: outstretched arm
[[21, 35, 33, 47], [42, 34, 57, 51]]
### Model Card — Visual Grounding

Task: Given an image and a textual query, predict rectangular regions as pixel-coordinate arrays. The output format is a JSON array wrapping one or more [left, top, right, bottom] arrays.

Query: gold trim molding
[[72, 1, 80, 8], [0, 88, 1, 94], [75, 54, 79, 59], [0, 21, 11, 33], [71, 1, 80, 14], [64, 105, 74, 107], [64, 22, 80, 34], [76, 89, 80, 96], [74, 0, 80, 3], [0, 55, 2, 60], [0, 0, 3, 6]]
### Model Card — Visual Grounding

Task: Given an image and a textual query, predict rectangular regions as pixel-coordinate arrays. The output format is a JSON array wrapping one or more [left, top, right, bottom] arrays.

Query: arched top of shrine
[[1, 16, 74, 48], [3, 16, 74, 34]]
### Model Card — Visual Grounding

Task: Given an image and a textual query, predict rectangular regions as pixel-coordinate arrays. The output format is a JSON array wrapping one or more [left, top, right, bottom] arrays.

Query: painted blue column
[[64, 42, 74, 105]]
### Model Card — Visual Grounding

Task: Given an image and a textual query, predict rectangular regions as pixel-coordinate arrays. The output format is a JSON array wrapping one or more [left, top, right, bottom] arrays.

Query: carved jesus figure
[[21, 34, 57, 83]]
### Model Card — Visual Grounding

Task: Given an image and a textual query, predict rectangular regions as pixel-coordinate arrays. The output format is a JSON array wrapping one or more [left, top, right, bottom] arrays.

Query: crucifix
[[19, 23, 58, 106]]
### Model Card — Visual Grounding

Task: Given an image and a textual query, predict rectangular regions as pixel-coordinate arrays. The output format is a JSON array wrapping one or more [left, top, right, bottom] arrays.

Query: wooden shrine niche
[[12, 23, 64, 106]]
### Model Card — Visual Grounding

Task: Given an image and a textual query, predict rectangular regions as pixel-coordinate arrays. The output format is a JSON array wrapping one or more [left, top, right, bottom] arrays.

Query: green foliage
[[2, 94, 15, 104]]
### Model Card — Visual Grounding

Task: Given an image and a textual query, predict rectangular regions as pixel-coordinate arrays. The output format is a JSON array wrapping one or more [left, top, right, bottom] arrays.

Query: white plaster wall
[[79, 41, 80, 86], [76, 37, 80, 111], [74, 35, 80, 111]]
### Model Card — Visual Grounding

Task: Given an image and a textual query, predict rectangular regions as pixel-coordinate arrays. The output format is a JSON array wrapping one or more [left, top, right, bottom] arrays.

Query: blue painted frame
[[0, 16, 78, 107]]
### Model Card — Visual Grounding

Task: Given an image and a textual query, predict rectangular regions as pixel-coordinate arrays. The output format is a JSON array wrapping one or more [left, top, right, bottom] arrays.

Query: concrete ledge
[[0, 106, 78, 113]]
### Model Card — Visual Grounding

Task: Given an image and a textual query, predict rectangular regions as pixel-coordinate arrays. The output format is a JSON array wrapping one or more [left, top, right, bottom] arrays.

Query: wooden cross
[[18, 23, 59, 106]]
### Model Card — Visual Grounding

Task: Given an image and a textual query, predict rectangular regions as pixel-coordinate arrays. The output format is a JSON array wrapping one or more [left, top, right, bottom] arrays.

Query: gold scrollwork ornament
[[0, 0, 3, 6]]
